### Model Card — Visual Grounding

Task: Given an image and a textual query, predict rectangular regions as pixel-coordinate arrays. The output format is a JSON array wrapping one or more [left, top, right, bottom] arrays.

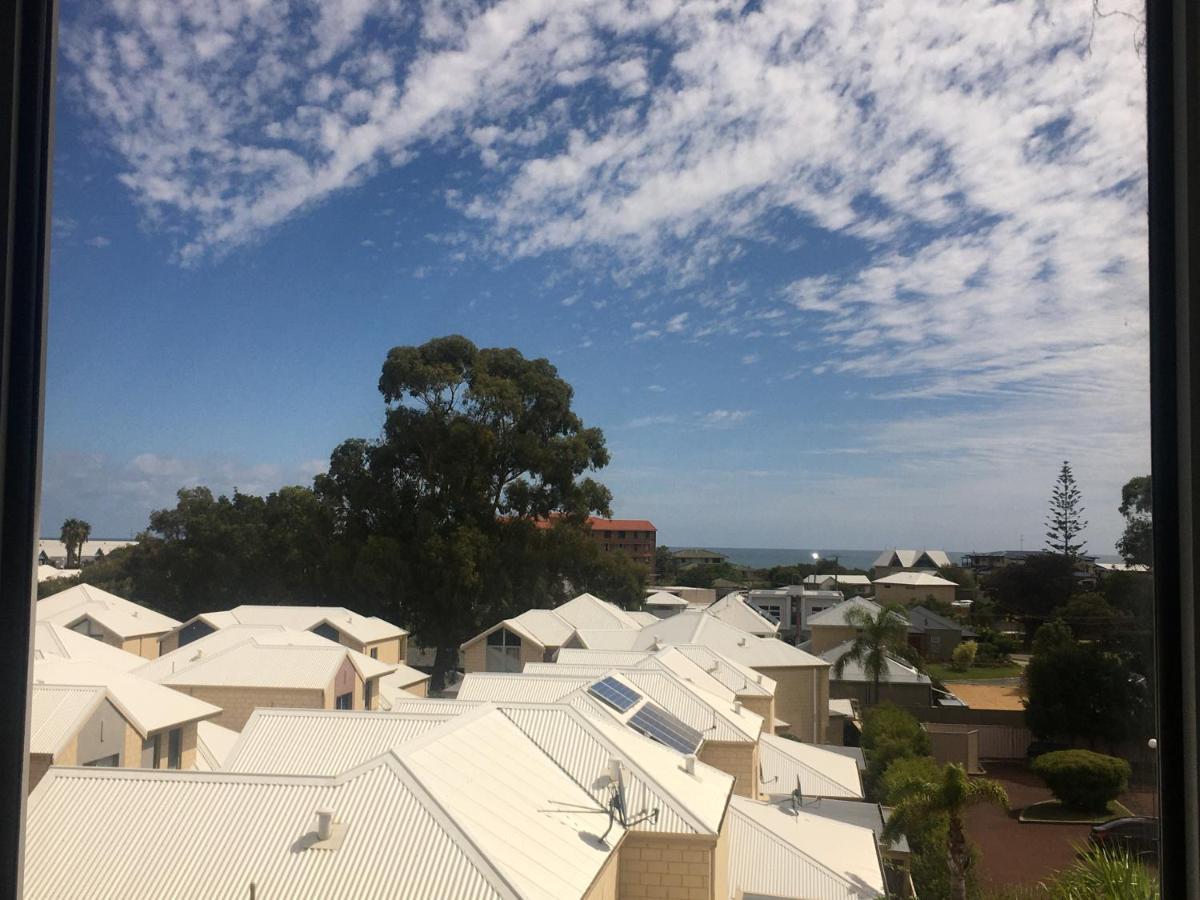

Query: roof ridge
[[731, 799, 861, 890]]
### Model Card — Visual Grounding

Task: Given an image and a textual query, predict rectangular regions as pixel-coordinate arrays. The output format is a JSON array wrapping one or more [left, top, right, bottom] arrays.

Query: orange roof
[[586, 517, 656, 531]]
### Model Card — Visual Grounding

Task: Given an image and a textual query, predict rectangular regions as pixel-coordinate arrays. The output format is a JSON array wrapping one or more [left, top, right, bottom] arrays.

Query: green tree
[[1116, 475, 1152, 567], [1045, 461, 1087, 558], [885, 763, 1008, 900], [59, 518, 91, 568], [950, 640, 978, 672], [1052, 592, 1129, 646], [860, 703, 932, 800], [654, 546, 679, 582], [314, 336, 624, 689], [1024, 637, 1145, 748], [832, 602, 911, 706], [985, 553, 1076, 646]]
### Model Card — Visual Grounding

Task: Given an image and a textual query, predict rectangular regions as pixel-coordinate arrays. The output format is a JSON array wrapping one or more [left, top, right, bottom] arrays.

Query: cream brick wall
[[175, 685, 325, 731], [582, 843, 621, 900], [159, 631, 180, 655], [619, 832, 721, 900], [363, 636, 403, 665], [874, 582, 956, 607], [755, 666, 829, 743], [405, 680, 428, 698], [739, 695, 775, 731], [809, 624, 858, 655], [460, 631, 547, 673], [698, 741, 759, 799], [120, 634, 164, 659], [712, 817, 730, 900]]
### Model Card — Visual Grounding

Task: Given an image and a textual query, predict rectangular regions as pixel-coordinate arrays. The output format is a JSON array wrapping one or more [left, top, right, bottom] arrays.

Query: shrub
[[1044, 844, 1159, 899], [860, 703, 931, 800], [1031, 750, 1131, 814], [951, 640, 978, 672]]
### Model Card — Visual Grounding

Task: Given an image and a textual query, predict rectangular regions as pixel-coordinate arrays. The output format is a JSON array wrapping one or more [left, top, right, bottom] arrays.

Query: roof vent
[[755, 673, 762, 684], [733, 699, 742, 714], [683, 754, 696, 775], [317, 809, 334, 841], [737, 637, 747, 646], [653, 637, 663, 650], [306, 807, 349, 850]]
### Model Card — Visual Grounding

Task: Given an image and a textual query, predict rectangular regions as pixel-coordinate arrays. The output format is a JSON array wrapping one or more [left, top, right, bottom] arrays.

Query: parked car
[[1089, 816, 1159, 858]]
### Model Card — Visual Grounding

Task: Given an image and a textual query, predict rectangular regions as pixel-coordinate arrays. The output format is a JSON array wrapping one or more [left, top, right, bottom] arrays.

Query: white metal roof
[[38, 539, 136, 560], [829, 699, 857, 718], [459, 673, 590, 705], [166, 605, 407, 645], [554, 648, 654, 667], [757, 734, 864, 799], [552, 592, 643, 631], [803, 574, 873, 586], [635, 612, 829, 669], [872, 571, 958, 587], [29, 685, 107, 755], [644, 591, 688, 607], [628, 611, 660, 626], [554, 646, 776, 698], [32, 658, 221, 737], [33, 621, 145, 671], [225, 708, 455, 775], [36, 565, 80, 583], [28, 709, 622, 900], [704, 593, 780, 636], [727, 795, 886, 899], [141, 627, 394, 689], [807, 597, 897, 628], [193, 721, 241, 772], [36, 583, 179, 638], [222, 703, 732, 837], [821, 641, 932, 685], [568, 629, 643, 650], [376, 665, 433, 709]]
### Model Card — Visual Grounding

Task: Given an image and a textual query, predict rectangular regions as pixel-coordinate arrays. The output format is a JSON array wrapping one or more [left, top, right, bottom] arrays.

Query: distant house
[[820, 639, 934, 711], [960, 549, 1040, 577], [36, 584, 180, 660], [38, 539, 136, 568], [906, 606, 971, 661], [807, 597, 908, 655], [872, 571, 958, 607], [647, 585, 717, 607], [872, 549, 952, 578], [670, 547, 728, 568], [585, 517, 657, 567], [712, 577, 749, 599], [643, 590, 689, 619], [1096, 562, 1151, 574], [705, 592, 780, 637], [803, 573, 873, 592], [747, 585, 845, 638]]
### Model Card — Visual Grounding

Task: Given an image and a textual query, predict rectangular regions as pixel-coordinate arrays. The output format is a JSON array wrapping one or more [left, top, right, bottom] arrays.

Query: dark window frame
[[0, 0, 1196, 895]]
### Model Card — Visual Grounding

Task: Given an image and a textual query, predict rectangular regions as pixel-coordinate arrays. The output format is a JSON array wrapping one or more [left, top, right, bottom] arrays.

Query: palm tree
[[832, 601, 911, 705], [885, 763, 1008, 900], [59, 518, 91, 568]]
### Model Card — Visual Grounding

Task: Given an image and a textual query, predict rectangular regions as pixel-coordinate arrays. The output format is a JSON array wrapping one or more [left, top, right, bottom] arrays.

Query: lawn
[[926, 662, 1024, 681], [1018, 799, 1134, 824]]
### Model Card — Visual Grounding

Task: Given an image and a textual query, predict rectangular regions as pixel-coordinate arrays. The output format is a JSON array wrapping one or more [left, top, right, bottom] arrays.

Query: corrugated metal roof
[[807, 597, 895, 628], [821, 641, 932, 685], [556, 645, 775, 697], [569, 629, 642, 650], [29, 685, 107, 755], [705, 594, 780, 636], [804, 799, 910, 856], [166, 605, 407, 645], [25, 757, 510, 900], [757, 734, 863, 799], [225, 709, 454, 775], [634, 612, 828, 669], [37, 584, 179, 638], [508, 609, 576, 646], [727, 795, 885, 899], [873, 571, 957, 587], [193, 721, 241, 772], [36, 565, 80, 583], [377, 665, 432, 709], [38, 540, 136, 560], [33, 659, 221, 737], [644, 591, 688, 607], [552, 593, 643, 631], [458, 673, 590, 704], [555, 648, 652, 667], [33, 622, 144, 672], [628, 611, 660, 626]]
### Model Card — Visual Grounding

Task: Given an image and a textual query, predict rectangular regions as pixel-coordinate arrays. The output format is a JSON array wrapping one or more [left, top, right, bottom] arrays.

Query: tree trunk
[[947, 813, 968, 900], [430, 645, 458, 695]]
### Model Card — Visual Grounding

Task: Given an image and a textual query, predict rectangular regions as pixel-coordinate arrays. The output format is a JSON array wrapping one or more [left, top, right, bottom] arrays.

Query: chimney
[[733, 699, 742, 714], [317, 809, 334, 841], [683, 754, 696, 775]]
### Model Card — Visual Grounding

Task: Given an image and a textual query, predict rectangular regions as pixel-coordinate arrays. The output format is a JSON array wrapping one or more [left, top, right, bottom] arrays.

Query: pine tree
[[1045, 461, 1087, 558]]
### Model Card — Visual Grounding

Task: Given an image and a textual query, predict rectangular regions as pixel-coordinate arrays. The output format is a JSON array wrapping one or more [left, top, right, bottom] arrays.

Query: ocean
[[708, 548, 1122, 570]]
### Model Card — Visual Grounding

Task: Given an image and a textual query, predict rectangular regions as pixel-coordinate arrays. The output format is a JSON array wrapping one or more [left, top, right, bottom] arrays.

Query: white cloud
[[665, 312, 689, 333], [698, 408, 752, 427], [85, 235, 111, 248]]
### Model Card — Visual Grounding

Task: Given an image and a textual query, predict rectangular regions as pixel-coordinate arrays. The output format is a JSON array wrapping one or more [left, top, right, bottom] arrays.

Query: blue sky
[[42, 0, 1149, 553]]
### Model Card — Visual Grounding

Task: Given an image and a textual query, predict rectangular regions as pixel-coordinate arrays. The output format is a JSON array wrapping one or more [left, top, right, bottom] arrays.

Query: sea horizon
[[703, 547, 1122, 571]]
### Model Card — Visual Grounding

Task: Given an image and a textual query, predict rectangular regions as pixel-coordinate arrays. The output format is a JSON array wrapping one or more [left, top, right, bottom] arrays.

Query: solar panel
[[587, 676, 641, 712], [629, 703, 704, 754]]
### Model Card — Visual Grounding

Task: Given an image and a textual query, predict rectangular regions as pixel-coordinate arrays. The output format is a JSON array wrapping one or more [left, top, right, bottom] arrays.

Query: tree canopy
[[1045, 460, 1087, 557], [984, 552, 1077, 645], [59, 518, 91, 568], [1116, 474, 1152, 567]]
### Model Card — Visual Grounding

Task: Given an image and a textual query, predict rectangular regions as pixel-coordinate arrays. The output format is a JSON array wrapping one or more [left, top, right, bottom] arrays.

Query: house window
[[364, 679, 374, 709], [312, 622, 341, 643], [485, 627, 523, 673], [335, 691, 353, 710], [69, 617, 105, 641], [82, 754, 119, 768], [167, 728, 182, 769], [370, 647, 379, 659]]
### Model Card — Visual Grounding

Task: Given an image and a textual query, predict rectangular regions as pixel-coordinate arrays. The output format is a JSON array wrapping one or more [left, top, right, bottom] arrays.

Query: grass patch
[[1018, 799, 1133, 824], [926, 662, 1023, 681]]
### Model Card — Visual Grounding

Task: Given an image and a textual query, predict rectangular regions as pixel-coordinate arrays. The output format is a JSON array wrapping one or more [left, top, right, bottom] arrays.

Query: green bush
[[1031, 750, 1131, 814], [951, 640, 978, 672], [860, 703, 931, 800]]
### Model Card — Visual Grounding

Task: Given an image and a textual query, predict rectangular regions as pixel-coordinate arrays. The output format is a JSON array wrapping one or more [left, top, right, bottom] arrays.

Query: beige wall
[[159, 631, 180, 655], [460, 629, 548, 674], [755, 666, 828, 743], [698, 741, 759, 800], [120, 634, 163, 659], [809, 624, 859, 655], [405, 679, 429, 698], [75, 698, 127, 766], [739, 695, 775, 732], [362, 636, 404, 665], [175, 685, 324, 731], [582, 843, 621, 900], [619, 832, 721, 900], [874, 582, 956, 607]]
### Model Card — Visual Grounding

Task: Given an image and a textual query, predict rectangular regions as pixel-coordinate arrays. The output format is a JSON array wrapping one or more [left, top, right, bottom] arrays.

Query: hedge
[[1030, 749, 1131, 814]]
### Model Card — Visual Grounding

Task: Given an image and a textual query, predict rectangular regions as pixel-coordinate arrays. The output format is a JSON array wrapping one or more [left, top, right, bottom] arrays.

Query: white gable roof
[[727, 795, 886, 899], [29, 684, 107, 755], [807, 596, 899, 628], [644, 591, 688, 608], [553, 592, 644, 630], [166, 605, 406, 645], [873, 549, 952, 570], [635, 611, 828, 669], [757, 734, 864, 799], [822, 641, 932, 685], [803, 574, 873, 586], [33, 621, 144, 672], [36, 565, 80, 583], [36, 584, 179, 638], [873, 571, 958, 587], [705, 593, 780, 636], [32, 658, 221, 736], [192, 721, 241, 771]]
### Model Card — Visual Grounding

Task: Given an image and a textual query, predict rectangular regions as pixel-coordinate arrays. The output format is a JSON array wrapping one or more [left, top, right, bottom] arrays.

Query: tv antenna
[[759, 762, 777, 789], [789, 776, 820, 813], [599, 759, 658, 843]]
